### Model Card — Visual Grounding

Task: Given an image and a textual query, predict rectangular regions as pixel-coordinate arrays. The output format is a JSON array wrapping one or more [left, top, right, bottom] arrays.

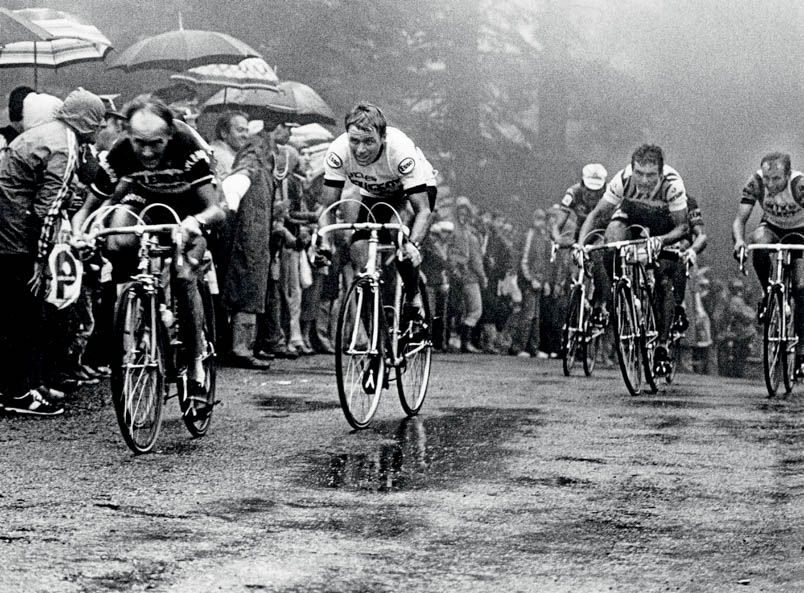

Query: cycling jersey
[[740, 169, 804, 230], [559, 182, 603, 232], [91, 128, 214, 220], [603, 164, 687, 213], [613, 193, 703, 239], [323, 127, 433, 200]]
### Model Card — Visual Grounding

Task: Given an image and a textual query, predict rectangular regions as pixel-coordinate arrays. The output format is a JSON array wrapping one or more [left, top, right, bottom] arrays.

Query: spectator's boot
[[299, 321, 316, 355], [480, 323, 500, 354], [460, 325, 482, 354], [229, 313, 271, 369]]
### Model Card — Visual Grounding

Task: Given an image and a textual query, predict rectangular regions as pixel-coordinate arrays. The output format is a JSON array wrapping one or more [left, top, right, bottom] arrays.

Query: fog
[[0, 0, 802, 270]]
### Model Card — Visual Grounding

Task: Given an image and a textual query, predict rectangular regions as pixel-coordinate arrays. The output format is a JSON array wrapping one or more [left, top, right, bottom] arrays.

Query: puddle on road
[[298, 407, 543, 492], [255, 395, 341, 414]]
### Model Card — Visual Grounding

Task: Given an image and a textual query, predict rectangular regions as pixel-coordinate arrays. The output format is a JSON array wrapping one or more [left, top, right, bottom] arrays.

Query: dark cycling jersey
[[559, 182, 604, 235], [91, 128, 214, 220]]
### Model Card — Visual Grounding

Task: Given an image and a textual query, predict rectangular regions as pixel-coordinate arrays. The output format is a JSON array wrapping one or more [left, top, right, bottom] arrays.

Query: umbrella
[[107, 29, 262, 72], [0, 9, 112, 87], [203, 81, 336, 126], [0, 8, 53, 44], [170, 57, 278, 91]]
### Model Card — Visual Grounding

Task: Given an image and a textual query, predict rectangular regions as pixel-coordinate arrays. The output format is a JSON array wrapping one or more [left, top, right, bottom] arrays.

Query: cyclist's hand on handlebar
[[571, 244, 585, 267], [649, 236, 664, 255], [684, 249, 697, 267], [400, 241, 422, 267], [733, 240, 745, 262]]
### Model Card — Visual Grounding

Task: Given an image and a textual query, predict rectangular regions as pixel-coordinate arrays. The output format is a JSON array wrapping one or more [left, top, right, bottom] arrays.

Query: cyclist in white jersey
[[732, 151, 804, 373], [318, 102, 435, 319]]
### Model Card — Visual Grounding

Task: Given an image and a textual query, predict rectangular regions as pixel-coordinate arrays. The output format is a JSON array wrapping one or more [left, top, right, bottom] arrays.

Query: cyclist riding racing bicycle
[[551, 163, 609, 327], [577, 144, 690, 372], [317, 102, 436, 327], [72, 97, 224, 408], [732, 151, 804, 376]]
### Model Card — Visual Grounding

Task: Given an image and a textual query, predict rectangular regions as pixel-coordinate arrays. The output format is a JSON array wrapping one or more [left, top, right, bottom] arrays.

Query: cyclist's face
[[761, 160, 790, 196], [632, 161, 661, 195], [129, 111, 171, 170], [223, 115, 249, 151], [347, 126, 384, 166]]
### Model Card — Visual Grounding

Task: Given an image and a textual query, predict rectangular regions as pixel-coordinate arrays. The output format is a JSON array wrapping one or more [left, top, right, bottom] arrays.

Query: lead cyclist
[[71, 98, 224, 405], [316, 102, 435, 326]]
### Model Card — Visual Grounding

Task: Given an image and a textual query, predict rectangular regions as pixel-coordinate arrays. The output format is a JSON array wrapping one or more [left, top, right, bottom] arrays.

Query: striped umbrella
[[0, 9, 112, 87], [203, 81, 335, 126], [170, 57, 279, 91], [0, 8, 53, 44]]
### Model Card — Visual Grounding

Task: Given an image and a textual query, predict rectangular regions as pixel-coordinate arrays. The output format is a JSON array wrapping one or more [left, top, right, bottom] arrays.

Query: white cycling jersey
[[323, 127, 433, 199]]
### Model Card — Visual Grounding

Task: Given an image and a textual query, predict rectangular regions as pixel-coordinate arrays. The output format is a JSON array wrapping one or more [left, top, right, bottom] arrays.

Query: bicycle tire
[[764, 288, 784, 398], [639, 276, 660, 394], [111, 283, 165, 454], [336, 276, 385, 429], [782, 289, 797, 394], [178, 280, 217, 437], [397, 277, 433, 416], [562, 286, 583, 376], [613, 281, 642, 396], [664, 333, 680, 385], [582, 320, 602, 377]]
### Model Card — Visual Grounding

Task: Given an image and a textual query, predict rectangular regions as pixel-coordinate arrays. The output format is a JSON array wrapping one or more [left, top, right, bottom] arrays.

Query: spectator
[[0, 86, 35, 147], [0, 88, 106, 416], [421, 217, 454, 351], [218, 136, 274, 369], [511, 208, 551, 358], [449, 196, 487, 353], [210, 111, 250, 179]]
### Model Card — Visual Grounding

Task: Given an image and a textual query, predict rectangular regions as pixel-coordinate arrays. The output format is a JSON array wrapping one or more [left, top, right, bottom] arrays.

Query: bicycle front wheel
[[562, 286, 583, 377], [111, 284, 165, 454], [397, 278, 433, 416], [336, 277, 385, 429], [178, 280, 217, 437], [764, 288, 784, 398], [640, 282, 660, 394], [613, 282, 642, 396]]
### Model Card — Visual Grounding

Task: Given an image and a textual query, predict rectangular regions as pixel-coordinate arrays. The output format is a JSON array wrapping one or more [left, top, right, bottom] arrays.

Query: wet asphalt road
[[1, 354, 803, 593]]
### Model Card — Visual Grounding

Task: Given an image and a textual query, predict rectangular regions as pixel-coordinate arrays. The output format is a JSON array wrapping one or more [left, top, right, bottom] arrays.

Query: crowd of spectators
[[0, 83, 768, 416]]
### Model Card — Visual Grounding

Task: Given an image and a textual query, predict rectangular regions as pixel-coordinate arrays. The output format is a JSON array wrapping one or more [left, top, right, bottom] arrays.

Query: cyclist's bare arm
[[317, 184, 344, 250], [689, 221, 707, 254], [660, 208, 690, 246], [407, 189, 431, 246], [732, 202, 753, 251], [551, 209, 571, 244], [578, 200, 616, 246]]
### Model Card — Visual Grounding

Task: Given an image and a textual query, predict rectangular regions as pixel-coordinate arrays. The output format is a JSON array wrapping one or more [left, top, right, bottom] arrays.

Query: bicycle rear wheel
[[582, 320, 602, 377], [782, 291, 797, 394], [613, 282, 642, 396], [111, 284, 165, 454], [336, 277, 385, 429], [397, 278, 433, 416], [562, 286, 583, 376], [178, 280, 217, 437], [664, 334, 680, 385]]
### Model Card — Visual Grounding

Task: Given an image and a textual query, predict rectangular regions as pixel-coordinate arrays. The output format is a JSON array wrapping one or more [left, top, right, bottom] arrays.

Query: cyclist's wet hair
[[345, 102, 387, 137], [760, 152, 791, 175], [8, 86, 34, 122], [124, 96, 176, 134], [213, 110, 248, 141], [631, 144, 664, 172]]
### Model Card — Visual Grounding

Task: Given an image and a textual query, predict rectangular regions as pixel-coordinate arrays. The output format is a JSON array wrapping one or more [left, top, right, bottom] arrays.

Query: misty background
[[0, 0, 802, 270]]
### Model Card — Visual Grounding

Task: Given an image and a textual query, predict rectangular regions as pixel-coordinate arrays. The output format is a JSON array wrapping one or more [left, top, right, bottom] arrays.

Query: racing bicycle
[[81, 204, 217, 454], [313, 200, 433, 429], [739, 237, 804, 397]]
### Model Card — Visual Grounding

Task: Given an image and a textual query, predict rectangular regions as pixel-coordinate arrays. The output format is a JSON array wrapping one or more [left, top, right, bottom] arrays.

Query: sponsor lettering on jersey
[[398, 157, 415, 175], [326, 152, 343, 169]]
